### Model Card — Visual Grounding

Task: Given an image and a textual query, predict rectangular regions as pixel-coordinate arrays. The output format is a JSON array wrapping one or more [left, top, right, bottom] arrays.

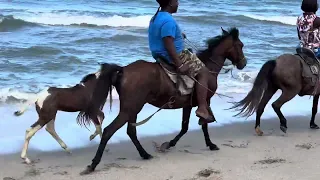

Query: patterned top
[[297, 13, 320, 49]]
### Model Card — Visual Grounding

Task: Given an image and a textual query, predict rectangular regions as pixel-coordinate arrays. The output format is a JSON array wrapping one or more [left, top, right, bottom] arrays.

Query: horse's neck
[[198, 50, 226, 76], [206, 55, 226, 76], [81, 80, 97, 92]]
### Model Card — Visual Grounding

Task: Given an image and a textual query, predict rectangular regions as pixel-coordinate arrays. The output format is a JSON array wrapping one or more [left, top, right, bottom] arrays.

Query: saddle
[[156, 48, 195, 96], [296, 47, 320, 95]]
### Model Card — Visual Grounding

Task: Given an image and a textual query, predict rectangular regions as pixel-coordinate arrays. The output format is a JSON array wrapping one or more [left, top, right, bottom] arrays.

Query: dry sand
[[1, 115, 320, 180]]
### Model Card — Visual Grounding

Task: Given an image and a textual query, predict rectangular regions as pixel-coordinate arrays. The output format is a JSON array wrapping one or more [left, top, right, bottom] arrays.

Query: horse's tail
[[230, 60, 276, 117], [76, 63, 123, 127], [13, 101, 34, 116]]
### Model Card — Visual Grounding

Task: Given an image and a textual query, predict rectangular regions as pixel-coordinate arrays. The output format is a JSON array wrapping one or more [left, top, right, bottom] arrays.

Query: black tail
[[230, 60, 276, 117], [76, 63, 123, 126]]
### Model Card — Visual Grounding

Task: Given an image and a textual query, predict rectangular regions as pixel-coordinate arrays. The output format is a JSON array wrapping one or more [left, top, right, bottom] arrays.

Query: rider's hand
[[177, 61, 190, 75]]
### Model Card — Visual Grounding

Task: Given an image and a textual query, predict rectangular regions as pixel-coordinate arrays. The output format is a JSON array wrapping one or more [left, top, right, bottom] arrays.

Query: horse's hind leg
[[255, 85, 277, 136], [80, 111, 130, 175], [45, 119, 71, 154], [89, 110, 104, 141], [160, 107, 192, 151], [272, 88, 298, 133], [127, 115, 152, 159], [310, 95, 320, 129], [21, 120, 45, 164]]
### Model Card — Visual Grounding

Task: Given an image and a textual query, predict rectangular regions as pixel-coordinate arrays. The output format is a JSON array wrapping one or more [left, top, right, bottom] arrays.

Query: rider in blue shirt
[[148, 0, 214, 124]]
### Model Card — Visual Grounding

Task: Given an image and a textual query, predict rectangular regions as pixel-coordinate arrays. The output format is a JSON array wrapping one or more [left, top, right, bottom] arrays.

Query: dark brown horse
[[230, 47, 320, 136], [14, 71, 106, 164], [78, 27, 247, 175]]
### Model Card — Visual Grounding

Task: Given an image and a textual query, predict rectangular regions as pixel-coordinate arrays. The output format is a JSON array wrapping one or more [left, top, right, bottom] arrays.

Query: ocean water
[[0, 0, 316, 154]]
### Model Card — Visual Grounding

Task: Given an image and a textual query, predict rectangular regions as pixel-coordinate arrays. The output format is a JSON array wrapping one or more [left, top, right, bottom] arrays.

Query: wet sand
[[1, 115, 320, 180]]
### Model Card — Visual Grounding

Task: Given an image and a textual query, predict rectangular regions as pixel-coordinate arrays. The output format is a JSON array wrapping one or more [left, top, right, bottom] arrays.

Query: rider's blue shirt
[[148, 11, 184, 63]]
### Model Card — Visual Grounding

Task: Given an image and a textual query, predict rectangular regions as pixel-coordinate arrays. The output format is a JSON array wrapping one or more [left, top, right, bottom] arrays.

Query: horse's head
[[220, 27, 246, 70]]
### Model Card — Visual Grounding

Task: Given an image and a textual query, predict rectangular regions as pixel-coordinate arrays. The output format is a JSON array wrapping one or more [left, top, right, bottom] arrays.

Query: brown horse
[[14, 71, 106, 164], [78, 27, 247, 175], [230, 47, 320, 136]]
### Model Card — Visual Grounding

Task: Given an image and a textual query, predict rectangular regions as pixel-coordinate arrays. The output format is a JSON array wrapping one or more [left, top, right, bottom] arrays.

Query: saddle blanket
[[161, 65, 195, 95]]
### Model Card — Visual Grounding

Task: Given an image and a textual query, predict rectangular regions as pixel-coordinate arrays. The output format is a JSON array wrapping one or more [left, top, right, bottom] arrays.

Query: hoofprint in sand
[[1, 116, 320, 180]]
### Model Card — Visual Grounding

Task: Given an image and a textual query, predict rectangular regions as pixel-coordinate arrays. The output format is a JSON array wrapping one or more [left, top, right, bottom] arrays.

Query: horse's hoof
[[80, 165, 94, 175], [14, 111, 22, 116], [310, 124, 320, 129], [160, 141, 171, 152], [255, 127, 264, 136], [89, 135, 95, 141], [142, 153, 153, 160], [208, 144, 220, 151], [280, 126, 287, 133], [65, 149, 72, 155], [22, 157, 32, 164]]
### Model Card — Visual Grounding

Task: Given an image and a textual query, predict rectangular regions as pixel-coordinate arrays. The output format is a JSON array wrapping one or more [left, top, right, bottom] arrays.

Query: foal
[[14, 71, 106, 164]]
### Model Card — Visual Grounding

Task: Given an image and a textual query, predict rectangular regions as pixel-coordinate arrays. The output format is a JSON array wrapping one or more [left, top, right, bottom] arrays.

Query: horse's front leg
[[201, 122, 219, 151], [310, 95, 320, 129], [200, 102, 219, 151], [160, 106, 192, 151]]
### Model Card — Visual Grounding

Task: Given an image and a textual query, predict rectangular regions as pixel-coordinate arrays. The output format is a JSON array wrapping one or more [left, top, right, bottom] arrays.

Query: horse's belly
[[147, 94, 194, 109]]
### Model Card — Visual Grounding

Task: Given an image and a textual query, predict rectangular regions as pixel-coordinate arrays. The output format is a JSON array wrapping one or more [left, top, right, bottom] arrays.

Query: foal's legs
[[272, 88, 298, 133], [310, 95, 320, 129], [255, 85, 277, 136], [21, 120, 46, 164], [45, 119, 71, 153], [21, 102, 56, 164], [89, 110, 105, 141], [160, 107, 192, 150]]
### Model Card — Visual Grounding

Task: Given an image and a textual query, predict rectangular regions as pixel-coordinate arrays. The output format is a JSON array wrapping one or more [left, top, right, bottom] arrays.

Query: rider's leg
[[181, 50, 214, 124], [195, 67, 214, 124]]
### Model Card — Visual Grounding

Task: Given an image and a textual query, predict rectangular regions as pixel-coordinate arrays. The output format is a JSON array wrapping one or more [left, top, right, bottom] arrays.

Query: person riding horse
[[297, 0, 320, 58], [148, 0, 214, 124]]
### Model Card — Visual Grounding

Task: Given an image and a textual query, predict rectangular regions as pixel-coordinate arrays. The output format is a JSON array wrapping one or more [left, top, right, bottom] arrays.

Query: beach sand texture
[[1, 116, 320, 180]]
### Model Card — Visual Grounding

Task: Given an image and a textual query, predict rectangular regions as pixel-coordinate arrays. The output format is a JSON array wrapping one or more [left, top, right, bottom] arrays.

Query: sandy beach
[[1, 115, 320, 180]]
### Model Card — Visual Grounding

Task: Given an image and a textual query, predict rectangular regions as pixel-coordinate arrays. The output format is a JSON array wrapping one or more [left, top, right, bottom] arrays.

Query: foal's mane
[[80, 73, 97, 83], [196, 27, 239, 62]]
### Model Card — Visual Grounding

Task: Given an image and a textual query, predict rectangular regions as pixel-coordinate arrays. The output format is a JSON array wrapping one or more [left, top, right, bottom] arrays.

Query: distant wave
[[1, 12, 295, 32], [179, 13, 296, 26], [73, 34, 145, 44], [0, 15, 38, 31], [242, 14, 296, 26], [1, 45, 64, 58], [0, 13, 152, 29]]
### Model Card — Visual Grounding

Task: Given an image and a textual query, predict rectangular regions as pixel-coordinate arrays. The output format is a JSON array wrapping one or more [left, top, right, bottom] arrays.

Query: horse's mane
[[196, 27, 239, 60], [80, 73, 97, 83], [206, 27, 239, 49]]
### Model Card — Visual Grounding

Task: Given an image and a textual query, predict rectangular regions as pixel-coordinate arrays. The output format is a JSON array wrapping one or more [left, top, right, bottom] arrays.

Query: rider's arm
[[163, 37, 182, 66], [161, 21, 183, 67], [297, 27, 301, 40]]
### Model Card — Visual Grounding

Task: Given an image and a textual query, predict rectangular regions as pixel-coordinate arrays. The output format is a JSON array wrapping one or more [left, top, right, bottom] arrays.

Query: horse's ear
[[221, 27, 228, 35]]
